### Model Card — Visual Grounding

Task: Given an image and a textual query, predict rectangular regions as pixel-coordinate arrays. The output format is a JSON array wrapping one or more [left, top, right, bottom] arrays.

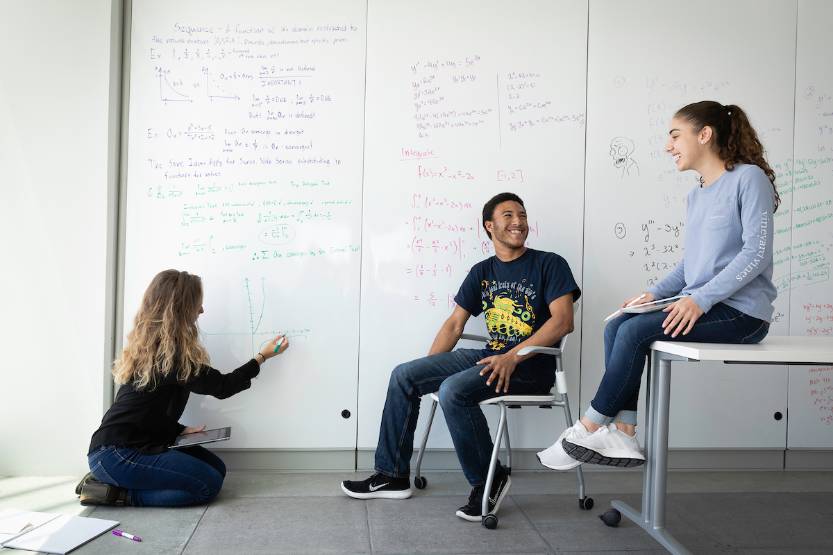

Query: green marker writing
[[273, 336, 285, 353]]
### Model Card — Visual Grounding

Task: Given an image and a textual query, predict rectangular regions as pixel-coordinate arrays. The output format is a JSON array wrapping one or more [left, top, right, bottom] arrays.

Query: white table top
[[651, 336, 833, 363]]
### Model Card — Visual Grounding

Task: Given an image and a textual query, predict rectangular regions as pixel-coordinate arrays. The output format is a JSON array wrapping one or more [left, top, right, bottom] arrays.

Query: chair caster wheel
[[414, 476, 427, 489], [600, 508, 621, 527], [579, 496, 594, 510], [482, 514, 498, 529]]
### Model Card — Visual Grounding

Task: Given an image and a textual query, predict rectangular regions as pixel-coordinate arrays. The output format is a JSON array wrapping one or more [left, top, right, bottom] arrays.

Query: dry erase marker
[[626, 293, 647, 307], [273, 336, 285, 353], [112, 529, 142, 542], [603, 294, 647, 322]]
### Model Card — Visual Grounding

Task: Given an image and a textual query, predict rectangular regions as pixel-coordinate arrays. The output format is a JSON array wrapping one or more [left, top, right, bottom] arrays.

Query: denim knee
[[603, 318, 620, 347], [198, 472, 224, 504], [436, 379, 461, 408], [615, 316, 649, 348], [389, 362, 413, 390], [214, 457, 227, 478]]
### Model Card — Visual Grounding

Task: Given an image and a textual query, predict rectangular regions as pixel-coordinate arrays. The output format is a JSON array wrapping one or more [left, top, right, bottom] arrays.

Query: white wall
[[0, 0, 119, 475]]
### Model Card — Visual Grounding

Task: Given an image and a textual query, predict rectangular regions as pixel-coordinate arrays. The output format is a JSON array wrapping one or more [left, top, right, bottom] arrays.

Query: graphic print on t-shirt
[[481, 279, 537, 351]]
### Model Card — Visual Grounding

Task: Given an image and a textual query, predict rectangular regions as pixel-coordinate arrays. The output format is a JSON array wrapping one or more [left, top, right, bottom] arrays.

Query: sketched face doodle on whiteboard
[[481, 279, 535, 350], [609, 136, 640, 177]]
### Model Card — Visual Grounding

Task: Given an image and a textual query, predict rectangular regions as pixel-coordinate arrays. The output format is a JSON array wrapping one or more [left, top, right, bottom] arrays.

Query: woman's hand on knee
[[661, 297, 704, 337]]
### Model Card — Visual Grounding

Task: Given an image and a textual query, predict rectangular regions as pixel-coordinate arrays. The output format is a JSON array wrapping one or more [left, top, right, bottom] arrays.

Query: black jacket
[[88, 359, 260, 454]]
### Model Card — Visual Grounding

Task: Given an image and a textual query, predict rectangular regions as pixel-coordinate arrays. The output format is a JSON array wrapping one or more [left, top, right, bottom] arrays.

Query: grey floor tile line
[[511, 495, 557, 555], [364, 501, 375, 555], [179, 504, 209, 555]]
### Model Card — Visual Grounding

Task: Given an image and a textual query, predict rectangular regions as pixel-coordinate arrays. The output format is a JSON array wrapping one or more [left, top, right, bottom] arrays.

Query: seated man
[[341, 192, 581, 522]]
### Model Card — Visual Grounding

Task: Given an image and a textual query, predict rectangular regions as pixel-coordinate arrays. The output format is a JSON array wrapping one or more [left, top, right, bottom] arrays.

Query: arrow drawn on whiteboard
[[245, 277, 267, 353]]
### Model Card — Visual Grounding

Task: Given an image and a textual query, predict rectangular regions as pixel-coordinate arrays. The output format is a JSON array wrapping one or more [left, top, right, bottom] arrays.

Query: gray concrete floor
[[2, 470, 833, 554]]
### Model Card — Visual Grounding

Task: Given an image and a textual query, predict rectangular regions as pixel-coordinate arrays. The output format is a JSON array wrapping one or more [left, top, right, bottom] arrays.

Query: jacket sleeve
[[162, 418, 188, 445], [183, 359, 261, 399]]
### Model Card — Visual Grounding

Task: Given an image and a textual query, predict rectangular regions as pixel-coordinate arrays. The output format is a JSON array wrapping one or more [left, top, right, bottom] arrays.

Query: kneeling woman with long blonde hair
[[78, 269, 287, 507]]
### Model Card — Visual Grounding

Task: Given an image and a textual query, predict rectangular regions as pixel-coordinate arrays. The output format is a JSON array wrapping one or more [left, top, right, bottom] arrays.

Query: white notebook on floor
[[0, 509, 60, 544], [0, 510, 118, 554]]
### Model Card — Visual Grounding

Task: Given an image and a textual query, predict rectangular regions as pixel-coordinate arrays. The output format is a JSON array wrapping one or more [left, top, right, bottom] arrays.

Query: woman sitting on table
[[77, 269, 288, 507], [539, 100, 778, 469]]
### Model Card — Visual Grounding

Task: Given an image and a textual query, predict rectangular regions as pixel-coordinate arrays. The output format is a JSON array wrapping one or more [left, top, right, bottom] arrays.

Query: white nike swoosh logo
[[369, 482, 389, 492]]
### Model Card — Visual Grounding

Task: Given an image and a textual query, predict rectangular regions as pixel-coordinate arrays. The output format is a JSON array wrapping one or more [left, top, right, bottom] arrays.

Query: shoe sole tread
[[562, 440, 645, 468]]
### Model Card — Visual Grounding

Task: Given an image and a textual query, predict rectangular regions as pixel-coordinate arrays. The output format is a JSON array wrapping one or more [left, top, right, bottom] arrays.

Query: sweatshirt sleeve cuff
[[690, 292, 714, 314]]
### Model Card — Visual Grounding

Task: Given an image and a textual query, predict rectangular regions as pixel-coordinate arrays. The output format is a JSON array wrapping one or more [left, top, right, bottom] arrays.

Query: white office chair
[[412, 327, 592, 530]]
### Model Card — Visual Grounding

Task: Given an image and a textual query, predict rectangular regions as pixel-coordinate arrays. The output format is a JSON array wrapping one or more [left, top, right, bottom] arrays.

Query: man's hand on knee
[[478, 353, 519, 393]]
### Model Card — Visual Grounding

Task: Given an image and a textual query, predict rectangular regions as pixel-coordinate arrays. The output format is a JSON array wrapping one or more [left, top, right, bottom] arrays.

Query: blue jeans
[[87, 445, 226, 507], [588, 303, 770, 425], [374, 348, 554, 487]]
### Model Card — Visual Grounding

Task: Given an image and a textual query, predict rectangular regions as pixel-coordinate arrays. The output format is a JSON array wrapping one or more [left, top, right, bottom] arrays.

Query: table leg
[[642, 350, 657, 524], [612, 352, 691, 555]]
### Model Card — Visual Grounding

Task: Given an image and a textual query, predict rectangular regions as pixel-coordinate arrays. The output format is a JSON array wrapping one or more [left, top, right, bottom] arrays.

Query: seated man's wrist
[[505, 350, 523, 362]]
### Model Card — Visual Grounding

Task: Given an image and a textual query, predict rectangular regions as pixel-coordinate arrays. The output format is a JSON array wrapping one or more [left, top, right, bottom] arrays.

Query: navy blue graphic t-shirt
[[454, 249, 580, 356]]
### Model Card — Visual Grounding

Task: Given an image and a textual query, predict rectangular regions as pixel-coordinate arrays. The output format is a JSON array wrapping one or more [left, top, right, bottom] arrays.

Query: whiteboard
[[117, 0, 833, 456], [123, 0, 367, 448], [787, 0, 833, 449], [358, 0, 588, 449], [581, 0, 796, 448]]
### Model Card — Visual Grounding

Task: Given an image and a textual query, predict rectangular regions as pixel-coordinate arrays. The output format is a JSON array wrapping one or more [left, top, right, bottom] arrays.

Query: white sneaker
[[536, 421, 589, 470], [562, 424, 645, 468]]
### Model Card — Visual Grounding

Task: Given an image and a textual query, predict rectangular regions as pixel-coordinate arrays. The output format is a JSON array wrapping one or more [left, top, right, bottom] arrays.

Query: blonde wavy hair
[[113, 270, 210, 390]]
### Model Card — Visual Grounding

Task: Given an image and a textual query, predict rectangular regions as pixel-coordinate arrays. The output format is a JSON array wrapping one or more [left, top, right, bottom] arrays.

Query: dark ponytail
[[675, 101, 780, 212]]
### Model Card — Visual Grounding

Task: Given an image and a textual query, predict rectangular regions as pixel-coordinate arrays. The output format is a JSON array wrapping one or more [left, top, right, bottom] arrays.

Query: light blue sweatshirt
[[648, 163, 777, 322]]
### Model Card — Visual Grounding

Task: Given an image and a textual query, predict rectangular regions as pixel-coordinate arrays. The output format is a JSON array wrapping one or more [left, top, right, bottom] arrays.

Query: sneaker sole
[[455, 509, 483, 522], [536, 452, 582, 471], [340, 482, 412, 500], [562, 440, 645, 468]]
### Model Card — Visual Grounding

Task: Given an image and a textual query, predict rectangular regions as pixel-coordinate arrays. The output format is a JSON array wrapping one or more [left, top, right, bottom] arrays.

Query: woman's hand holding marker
[[260, 334, 289, 360], [622, 291, 654, 308]]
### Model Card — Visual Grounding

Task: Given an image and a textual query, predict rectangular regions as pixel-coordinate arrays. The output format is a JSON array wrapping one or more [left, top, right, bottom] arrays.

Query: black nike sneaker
[[455, 465, 511, 522], [341, 472, 412, 499]]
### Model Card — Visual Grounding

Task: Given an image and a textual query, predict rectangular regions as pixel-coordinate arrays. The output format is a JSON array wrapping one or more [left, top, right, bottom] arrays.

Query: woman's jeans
[[588, 302, 770, 426], [88, 445, 226, 507], [374, 348, 554, 487]]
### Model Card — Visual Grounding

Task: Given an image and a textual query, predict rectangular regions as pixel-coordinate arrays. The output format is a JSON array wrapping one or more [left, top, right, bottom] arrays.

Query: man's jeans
[[588, 302, 770, 425], [374, 348, 554, 487], [88, 444, 226, 507]]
